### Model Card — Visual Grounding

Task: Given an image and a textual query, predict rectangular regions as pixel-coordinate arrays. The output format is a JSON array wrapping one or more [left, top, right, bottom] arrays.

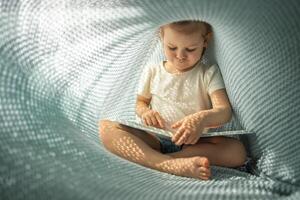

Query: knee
[[98, 119, 117, 146], [230, 140, 247, 167], [216, 137, 247, 167]]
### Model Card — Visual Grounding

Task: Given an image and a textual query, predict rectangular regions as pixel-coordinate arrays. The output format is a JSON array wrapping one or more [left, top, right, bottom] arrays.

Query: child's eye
[[168, 47, 177, 51], [186, 48, 196, 52]]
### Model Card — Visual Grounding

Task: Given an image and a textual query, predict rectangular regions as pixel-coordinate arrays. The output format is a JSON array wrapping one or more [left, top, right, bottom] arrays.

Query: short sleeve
[[204, 64, 225, 95], [137, 65, 153, 99]]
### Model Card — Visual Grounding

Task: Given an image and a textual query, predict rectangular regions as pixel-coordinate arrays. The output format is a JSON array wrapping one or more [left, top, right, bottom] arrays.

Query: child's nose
[[176, 51, 186, 59]]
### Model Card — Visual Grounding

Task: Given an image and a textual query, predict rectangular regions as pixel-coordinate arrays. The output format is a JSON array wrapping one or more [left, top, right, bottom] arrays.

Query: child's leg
[[99, 120, 211, 180], [167, 136, 247, 168]]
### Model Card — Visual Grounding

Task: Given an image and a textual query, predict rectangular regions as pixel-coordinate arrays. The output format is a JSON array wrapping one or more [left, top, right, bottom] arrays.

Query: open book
[[113, 119, 253, 139]]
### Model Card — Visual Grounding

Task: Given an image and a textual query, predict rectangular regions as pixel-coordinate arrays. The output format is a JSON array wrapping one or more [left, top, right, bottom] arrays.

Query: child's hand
[[141, 109, 165, 129], [171, 114, 205, 146]]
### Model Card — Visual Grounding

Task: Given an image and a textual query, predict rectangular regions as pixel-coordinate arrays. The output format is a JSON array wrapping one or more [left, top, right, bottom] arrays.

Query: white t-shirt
[[137, 61, 225, 132]]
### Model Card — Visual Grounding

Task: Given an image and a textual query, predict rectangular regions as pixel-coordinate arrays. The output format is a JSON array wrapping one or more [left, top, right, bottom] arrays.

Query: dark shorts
[[155, 135, 253, 173], [156, 135, 184, 154], [233, 157, 253, 173]]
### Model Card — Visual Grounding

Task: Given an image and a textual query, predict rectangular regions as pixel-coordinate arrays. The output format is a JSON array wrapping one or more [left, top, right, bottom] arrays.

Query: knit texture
[[0, 0, 300, 199]]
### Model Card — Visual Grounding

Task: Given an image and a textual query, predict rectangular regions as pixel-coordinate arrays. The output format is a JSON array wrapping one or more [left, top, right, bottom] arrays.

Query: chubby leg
[[167, 136, 247, 168], [99, 120, 211, 180]]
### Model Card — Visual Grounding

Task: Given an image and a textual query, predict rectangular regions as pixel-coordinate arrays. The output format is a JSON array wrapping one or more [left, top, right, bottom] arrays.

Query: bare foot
[[156, 156, 211, 180]]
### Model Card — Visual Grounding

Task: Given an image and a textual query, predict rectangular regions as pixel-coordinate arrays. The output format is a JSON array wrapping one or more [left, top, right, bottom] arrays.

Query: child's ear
[[204, 32, 213, 47]]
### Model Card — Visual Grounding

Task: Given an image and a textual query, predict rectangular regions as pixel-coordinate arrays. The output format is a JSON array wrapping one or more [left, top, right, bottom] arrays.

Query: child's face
[[162, 26, 207, 72]]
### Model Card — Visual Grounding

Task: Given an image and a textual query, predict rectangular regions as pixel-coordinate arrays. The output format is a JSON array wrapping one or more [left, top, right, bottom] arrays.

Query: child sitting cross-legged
[[99, 20, 247, 180]]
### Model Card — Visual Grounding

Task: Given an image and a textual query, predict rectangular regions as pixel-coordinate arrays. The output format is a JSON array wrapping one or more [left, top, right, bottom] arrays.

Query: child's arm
[[136, 95, 152, 117], [197, 89, 232, 128]]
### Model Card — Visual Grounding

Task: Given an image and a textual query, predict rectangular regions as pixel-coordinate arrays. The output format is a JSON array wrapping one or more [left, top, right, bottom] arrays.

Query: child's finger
[[186, 135, 197, 144], [176, 132, 188, 145], [155, 114, 165, 128], [172, 120, 182, 129], [144, 117, 150, 126], [182, 130, 193, 144], [172, 127, 184, 143], [145, 116, 153, 126], [149, 115, 157, 126]]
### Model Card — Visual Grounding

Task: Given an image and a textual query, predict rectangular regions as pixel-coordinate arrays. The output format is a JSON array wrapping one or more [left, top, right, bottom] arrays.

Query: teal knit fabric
[[1, 0, 299, 199]]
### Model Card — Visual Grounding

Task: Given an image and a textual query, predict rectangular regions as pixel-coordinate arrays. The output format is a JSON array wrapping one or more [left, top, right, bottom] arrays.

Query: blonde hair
[[160, 20, 212, 39]]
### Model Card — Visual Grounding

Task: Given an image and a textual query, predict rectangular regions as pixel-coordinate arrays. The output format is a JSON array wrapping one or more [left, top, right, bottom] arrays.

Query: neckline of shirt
[[161, 60, 200, 76]]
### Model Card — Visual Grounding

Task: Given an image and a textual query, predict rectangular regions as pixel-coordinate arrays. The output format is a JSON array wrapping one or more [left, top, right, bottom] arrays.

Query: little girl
[[99, 20, 247, 180]]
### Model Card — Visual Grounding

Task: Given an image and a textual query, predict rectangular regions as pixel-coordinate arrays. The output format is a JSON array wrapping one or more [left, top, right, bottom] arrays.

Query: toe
[[199, 167, 209, 173], [196, 157, 210, 168], [199, 173, 210, 180], [199, 167, 211, 178]]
